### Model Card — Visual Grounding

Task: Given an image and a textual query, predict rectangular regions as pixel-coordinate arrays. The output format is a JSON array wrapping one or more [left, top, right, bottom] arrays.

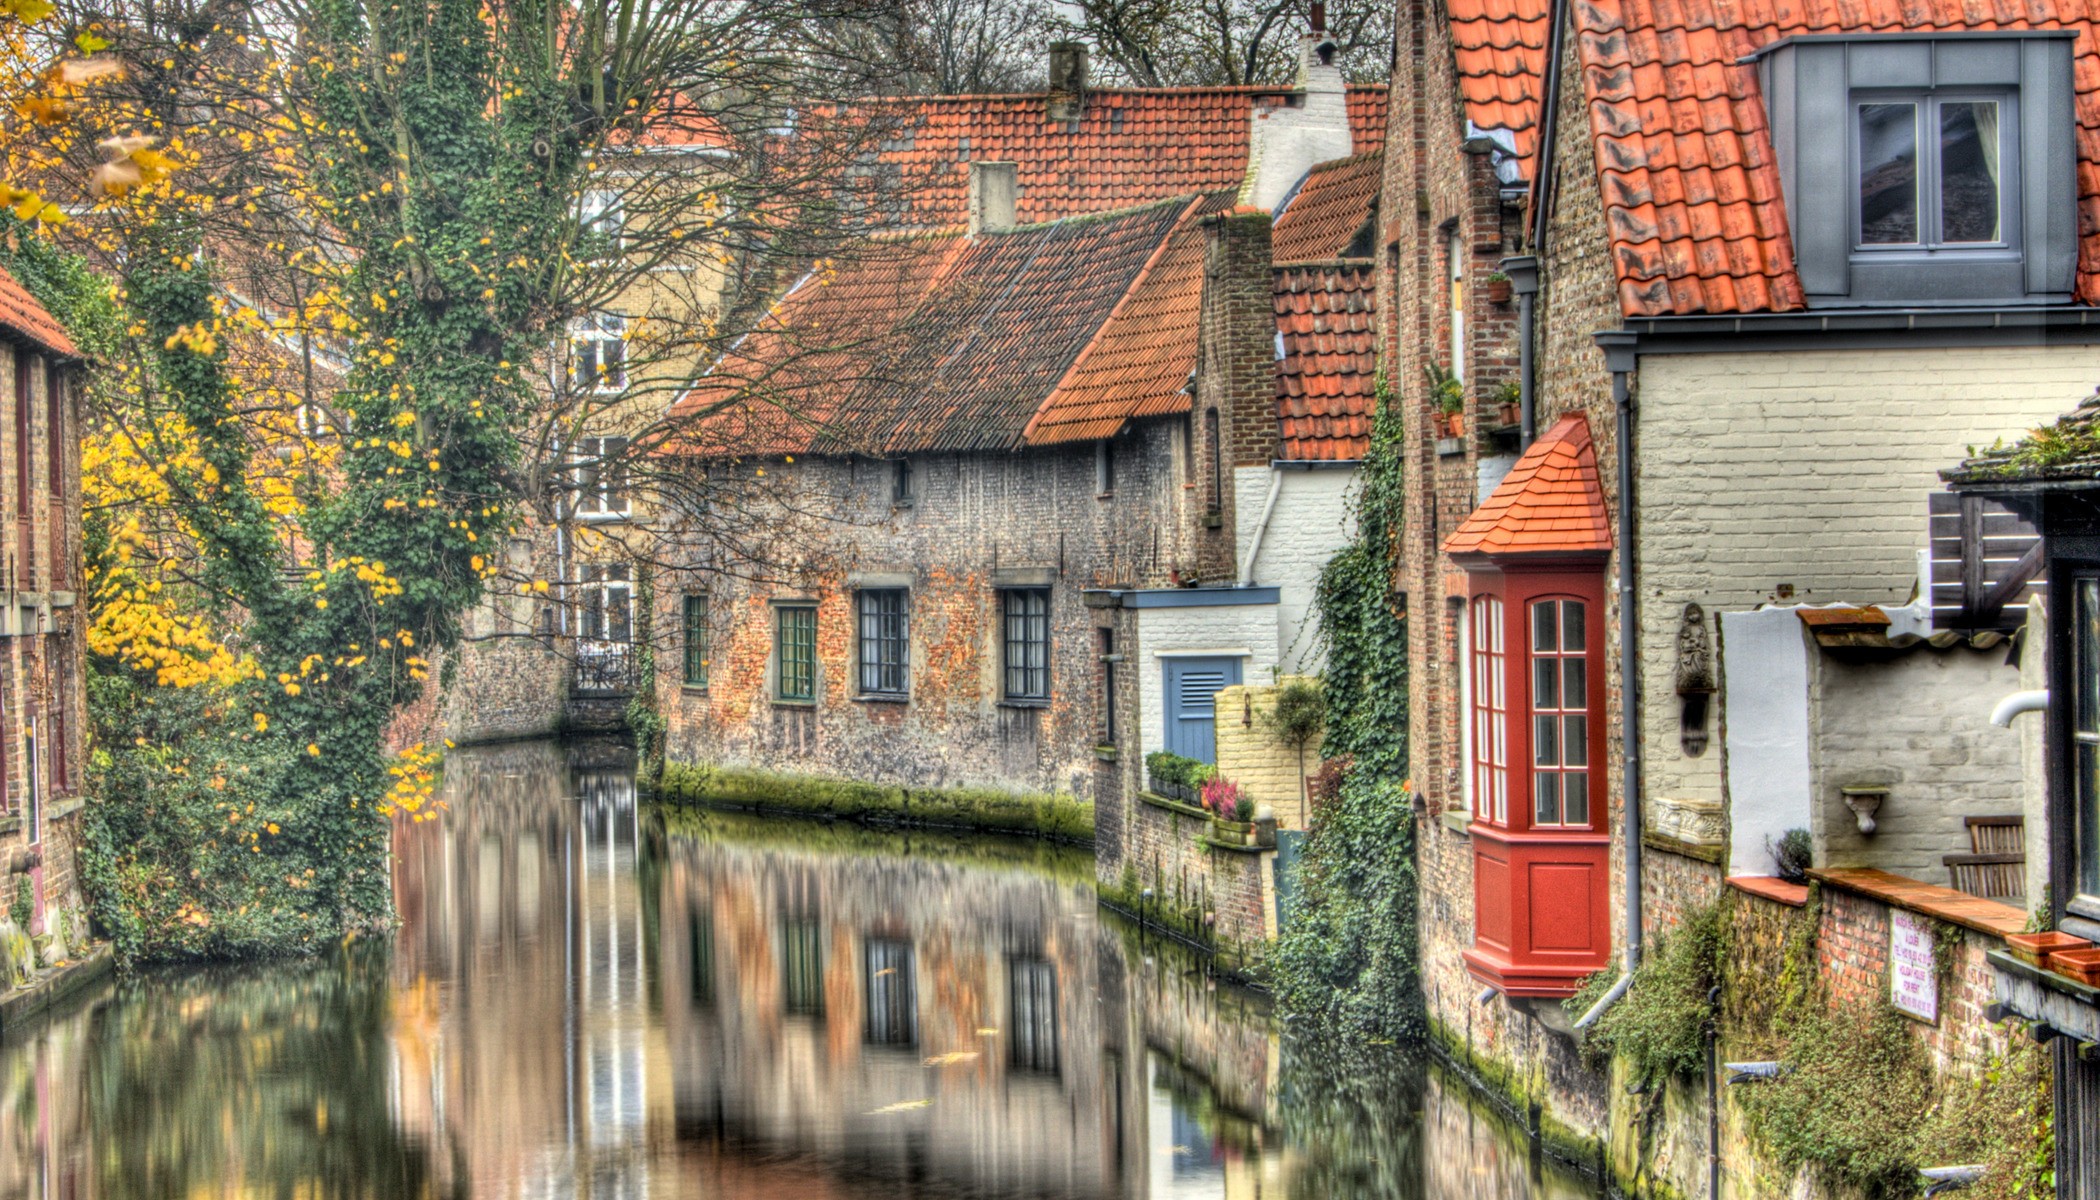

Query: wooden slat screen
[[1928, 491, 2045, 630]]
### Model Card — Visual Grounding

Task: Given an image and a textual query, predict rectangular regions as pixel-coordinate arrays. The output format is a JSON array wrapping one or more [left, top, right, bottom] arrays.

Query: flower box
[[2007, 931, 2091, 968], [2049, 946, 2100, 987], [1496, 401, 1521, 428], [1147, 773, 1199, 805], [1208, 817, 1257, 846], [1442, 411, 1466, 439], [1485, 277, 1514, 305]]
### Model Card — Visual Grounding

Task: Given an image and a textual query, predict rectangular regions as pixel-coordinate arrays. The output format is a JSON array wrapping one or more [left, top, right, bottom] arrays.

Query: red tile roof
[[1024, 192, 1233, 446], [1443, 413, 1612, 556], [0, 267, 76, 358], [1572, 0, 2100, 316], [1272, 152, 1383, 260], [674, 199, 1193, 456], [822, 85, 1389, 228], [1449, 0, 1551, 182], [1275, 262, 1376, 460]]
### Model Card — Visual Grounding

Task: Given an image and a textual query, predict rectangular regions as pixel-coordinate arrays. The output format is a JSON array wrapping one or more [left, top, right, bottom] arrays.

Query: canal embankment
[[0, 940, 113, 1039], [651, 758, 1094, 843]]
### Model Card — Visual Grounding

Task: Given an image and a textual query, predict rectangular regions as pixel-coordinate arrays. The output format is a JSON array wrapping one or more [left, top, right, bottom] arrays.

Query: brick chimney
[[968, 160, 1018, 235], [1237, 15, 1353, 211], [1191, 207, 1276, 581], [1047, 41, 1087, 123]]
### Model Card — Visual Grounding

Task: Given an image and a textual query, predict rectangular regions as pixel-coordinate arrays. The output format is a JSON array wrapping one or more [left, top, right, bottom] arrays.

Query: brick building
[[1383, 0, 2100, 1190], [0, 268, 88, 972]]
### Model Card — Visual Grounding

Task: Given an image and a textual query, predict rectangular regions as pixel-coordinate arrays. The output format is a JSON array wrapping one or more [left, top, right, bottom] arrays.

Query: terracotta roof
[[820, 85, 1388, 228], [1442, 412, 1612, 556], [1449, 0, 1550, 182], [674, 199, 1192, 456], [0, 266, 76, 358], [1272, 152, 1382, 260], [1572, 0, 2100, 316], [1275, 261, 1376, 460], [1945, 387, 2100, 486], [1024, 192, 1233, 446]]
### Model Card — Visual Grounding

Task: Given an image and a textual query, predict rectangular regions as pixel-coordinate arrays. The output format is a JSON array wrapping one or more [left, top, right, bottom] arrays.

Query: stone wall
[[1121, 790, 1275, 967], [1233, 465, 1358, 674]]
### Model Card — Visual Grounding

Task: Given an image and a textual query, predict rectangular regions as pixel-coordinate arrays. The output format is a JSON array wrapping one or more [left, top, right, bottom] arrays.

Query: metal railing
[[572, 641, 638, 696]]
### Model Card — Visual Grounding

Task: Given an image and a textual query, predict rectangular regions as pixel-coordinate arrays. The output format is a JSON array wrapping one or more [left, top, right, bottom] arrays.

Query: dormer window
[[1758, 32, 2075, 307]]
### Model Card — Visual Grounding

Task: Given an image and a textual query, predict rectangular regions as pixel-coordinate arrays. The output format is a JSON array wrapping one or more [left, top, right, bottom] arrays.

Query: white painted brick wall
[[1135, 602, 1282, 765], [1235, 465, 1358, 674], [1637, 344, 2100, 810]]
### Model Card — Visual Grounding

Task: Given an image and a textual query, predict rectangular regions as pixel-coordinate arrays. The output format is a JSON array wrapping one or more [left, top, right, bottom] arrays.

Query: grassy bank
[[652, 760, 1094, 844]]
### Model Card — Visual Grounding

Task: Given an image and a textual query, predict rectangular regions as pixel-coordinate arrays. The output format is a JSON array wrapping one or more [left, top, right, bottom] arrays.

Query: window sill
[[1096, 491, 1114, 501], [577, 511, 633, 524], [854, 693, 909, 705], [679, 684, 710, 695], [998, 698, 1050, 710], [772, 698, 817, 709], [1439, 810, 1472, 835]]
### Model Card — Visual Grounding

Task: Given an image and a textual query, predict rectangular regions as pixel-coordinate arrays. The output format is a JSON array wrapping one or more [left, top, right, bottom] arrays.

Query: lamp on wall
[[1675, 603, 1715, 756]]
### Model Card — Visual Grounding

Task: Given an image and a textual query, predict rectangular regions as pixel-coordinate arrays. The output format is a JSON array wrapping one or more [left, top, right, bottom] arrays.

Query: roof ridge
[[836, 82, 1391, 105], [1273, 256, 1377, 269]]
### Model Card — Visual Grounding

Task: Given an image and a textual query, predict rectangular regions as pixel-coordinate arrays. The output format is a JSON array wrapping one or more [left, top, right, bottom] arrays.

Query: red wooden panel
[[1475, 846, 1512, 952], [1528, 861, 1598, 953]]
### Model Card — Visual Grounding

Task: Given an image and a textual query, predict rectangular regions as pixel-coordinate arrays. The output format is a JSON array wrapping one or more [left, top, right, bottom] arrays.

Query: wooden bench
[[1944, 815, 2025, 903]]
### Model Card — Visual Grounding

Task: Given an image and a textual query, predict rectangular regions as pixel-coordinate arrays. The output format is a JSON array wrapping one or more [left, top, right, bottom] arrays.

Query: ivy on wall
[[1272, 386, 1421, 1041]]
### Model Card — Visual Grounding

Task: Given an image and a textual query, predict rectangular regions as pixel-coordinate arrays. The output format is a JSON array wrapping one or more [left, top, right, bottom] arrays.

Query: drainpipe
[[1239, 466, 1284, 587], [1576, 330, 1644, 1030], [1501, 256, 1539, 448], [1991, 689, 2048, 727]]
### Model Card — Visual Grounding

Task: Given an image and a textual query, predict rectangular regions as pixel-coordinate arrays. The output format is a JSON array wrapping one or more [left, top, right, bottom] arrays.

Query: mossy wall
[[653, 759, 1094, 843]]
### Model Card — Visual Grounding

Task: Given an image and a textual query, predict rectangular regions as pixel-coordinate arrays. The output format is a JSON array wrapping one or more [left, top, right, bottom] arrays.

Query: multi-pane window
[[572, 436, 629, 517], [682, 593, 710, 689], [580, 189, 625, 259], [2075, 577, 2100, 900], [1001, 588, 1050, 702], [775, 604, 817, 702], [1530, 599, 1591, 827], [1470, 596, 1507, 824], [571, 312, 627, 391], [1858, 95, 2009, 247], [781, 918, 824, 1017], [580, 564, 633, 643], [864, 939, 918, 1047], [856, 589, 909, 696], [1010, 957, 1059, 1073]]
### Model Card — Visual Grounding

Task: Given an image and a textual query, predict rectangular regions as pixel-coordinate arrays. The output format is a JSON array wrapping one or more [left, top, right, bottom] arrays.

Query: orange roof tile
[[1274, 262, 1377, 460], [816, 85, 1388, 228], [1450, 0, 1550, 182], [1272, 151, 1383, 260], [0, 267, 76, 358], [1572, 0, 2100, 316], [1442, 413, 1612, 556]]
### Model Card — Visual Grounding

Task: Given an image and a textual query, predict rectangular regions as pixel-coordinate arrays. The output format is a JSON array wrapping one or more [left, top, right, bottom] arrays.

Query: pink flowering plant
[[1201, 776, 1250, 822]]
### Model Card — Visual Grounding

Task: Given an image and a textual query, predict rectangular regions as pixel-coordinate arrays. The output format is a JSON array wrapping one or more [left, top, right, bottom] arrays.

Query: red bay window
[[1444, 414, 1613, 997]]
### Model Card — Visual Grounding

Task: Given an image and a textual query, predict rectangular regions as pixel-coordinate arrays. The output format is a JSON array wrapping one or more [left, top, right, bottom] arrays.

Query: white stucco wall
[[1135, 601, 1282, 765], [1234, 464, 1358, 674], [1636, 344, 2100, 821], [1240, 42, 1356, 211], [1721, 608, 1815, 877]]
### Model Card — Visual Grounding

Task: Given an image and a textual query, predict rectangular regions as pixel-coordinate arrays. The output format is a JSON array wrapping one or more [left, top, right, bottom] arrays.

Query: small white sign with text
[[1890, 909, 1939, 1023]]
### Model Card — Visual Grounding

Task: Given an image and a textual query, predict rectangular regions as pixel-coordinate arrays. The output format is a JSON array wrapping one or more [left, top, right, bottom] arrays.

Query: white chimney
[[1237, 15, 1354, 211], [969, 160, 1018, 235]]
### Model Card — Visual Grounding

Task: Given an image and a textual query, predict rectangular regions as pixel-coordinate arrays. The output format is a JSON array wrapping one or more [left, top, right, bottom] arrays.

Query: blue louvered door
[[1162, 656, 1241, 763]]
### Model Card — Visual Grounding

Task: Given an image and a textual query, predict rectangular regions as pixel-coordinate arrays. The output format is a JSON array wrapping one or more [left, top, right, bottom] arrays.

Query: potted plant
[[1771, 828, 1814, 884], [1202, 777, 1255, 844], [1490, 379, 1522, 428], [2050, 946, 2100, 987], [1426, 363, 1466, 438], [2007, 930, 2091, 968], [1485, 271, 1513, 305], [1262, 677, 1326, 818]]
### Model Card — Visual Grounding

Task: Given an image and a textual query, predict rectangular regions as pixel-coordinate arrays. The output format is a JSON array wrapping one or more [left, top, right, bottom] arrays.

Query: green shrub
[[1741, 1003, 1937, 1198], [1264, 678, 1327, 747], [1569, 897, 1725, 1083]]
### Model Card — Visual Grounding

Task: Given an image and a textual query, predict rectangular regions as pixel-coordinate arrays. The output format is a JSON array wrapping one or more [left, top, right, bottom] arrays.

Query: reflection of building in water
[[388, 741, 671, 1199]]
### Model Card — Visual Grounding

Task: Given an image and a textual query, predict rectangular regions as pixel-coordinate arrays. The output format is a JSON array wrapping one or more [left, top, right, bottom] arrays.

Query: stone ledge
[[1727, 874, 1810, 908], [1199, 836, 1268, 855], [45, 796, 85, 821], [1807, 866, 2026, 938], [1642, 830, 1724, 865], [1440, 810, 1472, 836], [1136, 790, 1208, 821], [0, 940, 114, 1037]]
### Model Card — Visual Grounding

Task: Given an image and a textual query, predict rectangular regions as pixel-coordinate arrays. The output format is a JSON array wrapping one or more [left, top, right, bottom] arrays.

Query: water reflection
[[1, 741, 1600, 1199]]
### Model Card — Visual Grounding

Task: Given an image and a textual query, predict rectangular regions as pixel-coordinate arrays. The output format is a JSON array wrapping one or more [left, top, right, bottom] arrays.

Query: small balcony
[[571, 641, 638, 698]]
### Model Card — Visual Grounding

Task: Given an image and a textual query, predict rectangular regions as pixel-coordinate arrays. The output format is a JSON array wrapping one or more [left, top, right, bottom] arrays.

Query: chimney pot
[[969, 161, 1018, 235], [1048, 41, 1087, 122], [1310, 1, 1326, 32]]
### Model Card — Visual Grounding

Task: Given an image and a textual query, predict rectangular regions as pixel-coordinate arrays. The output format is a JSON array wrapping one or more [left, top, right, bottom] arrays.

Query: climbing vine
[[1272, 382, 1420, 1041]]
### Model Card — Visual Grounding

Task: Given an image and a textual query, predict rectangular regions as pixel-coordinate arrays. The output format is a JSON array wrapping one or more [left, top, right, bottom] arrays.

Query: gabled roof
[[1275, 262, 1376, 460], [1272, 152, 1382, 260], [1449, 0, 1550, 182], [1443, 413, 1612, 556], [1944, 387, 2100, 486], [0, 266, 77, 358], [822, 86, 1389, 228], [1572, 0, 2100, 316], [673, 199, 1194, 456]]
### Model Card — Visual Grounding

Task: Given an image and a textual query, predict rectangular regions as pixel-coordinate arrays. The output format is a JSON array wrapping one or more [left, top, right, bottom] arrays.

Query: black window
[[1002, 588, 1050, 702], [682, 593, 710, 689], [1095, 438, 1114, 495], [864, 939, 917, 1047], [581, 564, 632, 642], [782, 918, 824, 1017], [1098, 628, 1116, 743], [1759, 33, 2075, 306], [2074, 575, 2100, 902], [775, 604, 816, 702], [687, 902, 714, 1008], [857, 589, 909, 696], [892, 458, 914, 506], [1010, 957, 1058, 1073]]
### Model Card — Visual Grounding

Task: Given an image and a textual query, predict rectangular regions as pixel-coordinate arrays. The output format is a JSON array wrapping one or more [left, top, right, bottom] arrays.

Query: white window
[[580, 189, 625, 258], [579, 563, 633, 644], [573, 435, 630, 518], [571, 312, 627, 392], [1469, 594, 1507, 824], [1448, 228, 1466, 381]]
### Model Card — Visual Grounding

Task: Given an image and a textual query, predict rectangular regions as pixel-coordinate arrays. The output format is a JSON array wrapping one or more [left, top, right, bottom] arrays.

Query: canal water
[[1, 741, 1598, 1199]]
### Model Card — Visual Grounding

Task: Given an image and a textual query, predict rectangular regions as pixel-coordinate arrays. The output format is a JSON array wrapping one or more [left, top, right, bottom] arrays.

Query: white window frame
[[572, 435, 631, 520], [581, 188, 626, 259], [1448, 228, 1467, 382], [571, 312, 628, 393]]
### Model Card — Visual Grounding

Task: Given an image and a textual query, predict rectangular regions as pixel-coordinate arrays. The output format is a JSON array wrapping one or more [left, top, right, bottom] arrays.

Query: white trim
[[1459, 611, 1475, 821], [1151, 647, 1254, 659]]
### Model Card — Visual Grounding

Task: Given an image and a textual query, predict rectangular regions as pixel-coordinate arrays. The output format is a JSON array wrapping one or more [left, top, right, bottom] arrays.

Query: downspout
[[1576, 330, 1644, 1031], [1502, 256, 1539, 448], [1240, 466, 1284, 586]]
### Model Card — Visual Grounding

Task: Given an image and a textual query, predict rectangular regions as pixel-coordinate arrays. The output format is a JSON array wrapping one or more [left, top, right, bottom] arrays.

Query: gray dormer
[[1755, 32, 2076, 307]]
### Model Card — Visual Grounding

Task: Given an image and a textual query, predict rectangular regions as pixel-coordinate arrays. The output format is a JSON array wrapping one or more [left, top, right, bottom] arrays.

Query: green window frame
[[682, 593, 710, 689], [775, 604, 817, 702]]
